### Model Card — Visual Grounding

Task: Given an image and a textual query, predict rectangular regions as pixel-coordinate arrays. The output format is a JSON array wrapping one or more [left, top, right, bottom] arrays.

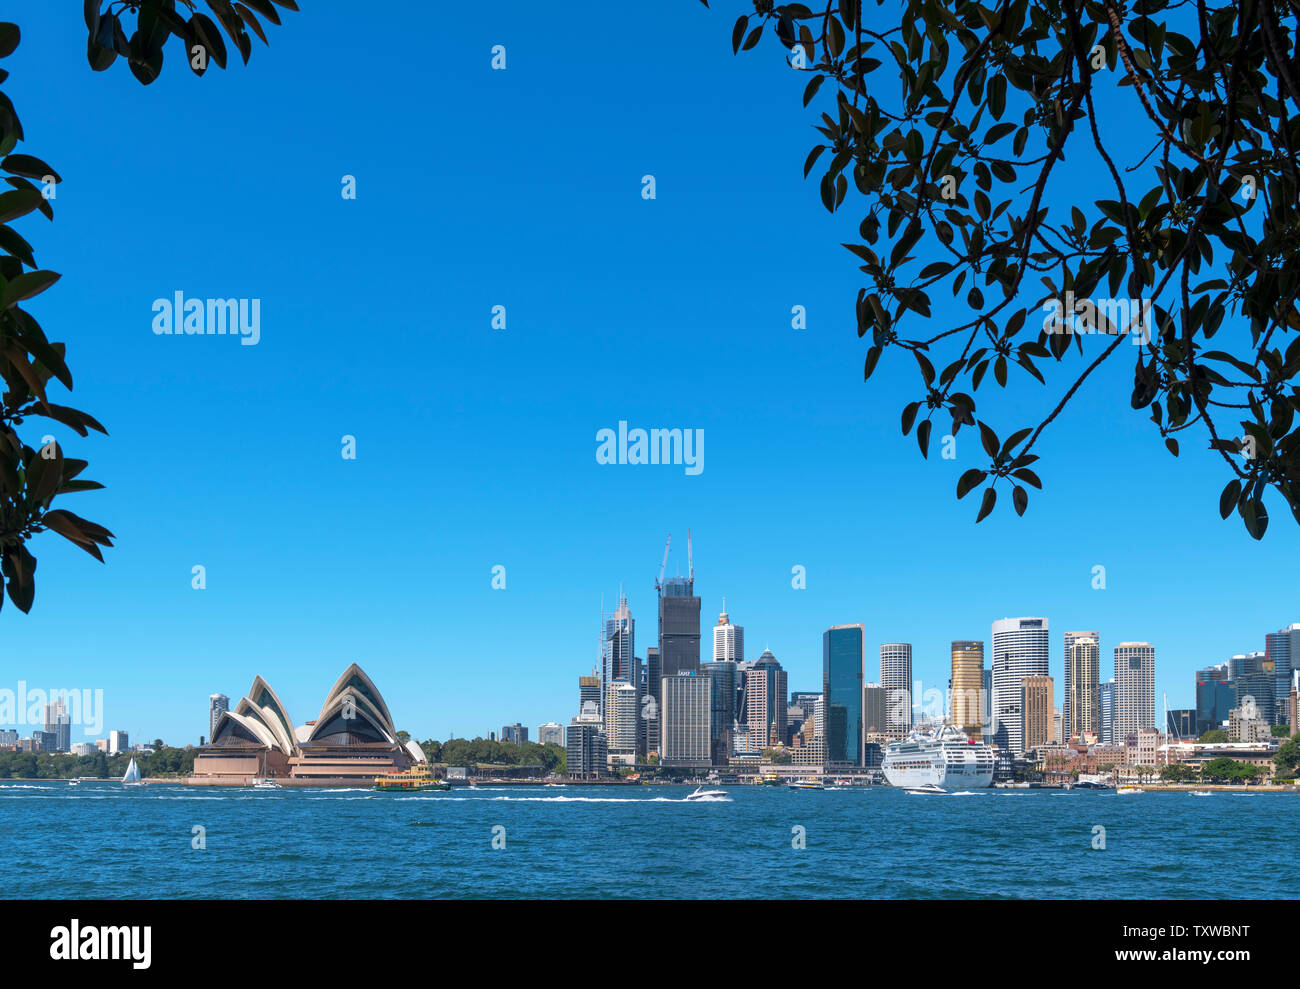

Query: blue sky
[[1, 3, 1293, 746]]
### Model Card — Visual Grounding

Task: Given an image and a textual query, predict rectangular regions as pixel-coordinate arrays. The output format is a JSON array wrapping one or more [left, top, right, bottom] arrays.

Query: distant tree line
[[0, 745, 195, 779], [418, 737, 567, 774]]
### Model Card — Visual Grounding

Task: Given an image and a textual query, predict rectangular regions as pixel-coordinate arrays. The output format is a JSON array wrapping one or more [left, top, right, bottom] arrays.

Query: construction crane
[[655, 534, 671, 591], [687, 528, 693, 582]]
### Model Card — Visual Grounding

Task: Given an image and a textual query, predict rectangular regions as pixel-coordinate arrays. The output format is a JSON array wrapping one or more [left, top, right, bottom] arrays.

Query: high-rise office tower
[[661, 673, 712, 766], [880, 642, 913, 739], [1063, 631, 1099, 736], [1195, 663, 1233, 735], [208, 693, 229, 743], [712, 602, 744, 662], [991, 617, 1050, 754], [108, 730, 128, 755], [537, 722, 564, 746], [1021, 675, 1054, 753], [700, 660, 737, 764], [43, 698, 70, 753], [578, 672, 601, 716], [645, 647, 661, 754], [566, 702, 608, 779], [657, 568, 700, 679], [863, 683, 886, 735], [1053, 708, 1063, 744], [1098, 680, 1115, 744], [1114, 642, 1156, 740], [1232, 651, 1274, 724], [950, 641, 985, 740], [603, 680, 638, 764], [1066, 637, 1101, 740], [824, 625, 865, 766], [744, 650, 788, 749], [501, 723, 528, 744], [602, 595, 636, 685], [1265, 625, 1300, 724]]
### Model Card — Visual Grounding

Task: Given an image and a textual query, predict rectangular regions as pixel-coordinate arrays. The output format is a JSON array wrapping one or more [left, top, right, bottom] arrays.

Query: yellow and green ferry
[[373, 766, 451, 792]]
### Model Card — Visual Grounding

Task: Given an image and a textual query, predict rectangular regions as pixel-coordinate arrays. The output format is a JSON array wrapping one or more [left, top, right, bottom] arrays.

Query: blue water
[[0, 782, 1289, 898]]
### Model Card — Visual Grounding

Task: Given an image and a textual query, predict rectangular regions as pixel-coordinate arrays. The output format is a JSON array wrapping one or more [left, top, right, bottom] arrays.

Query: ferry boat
[[882, 725, 994, 790], [1116, 785, 1142, 795], [373, 766, 450, 793], [788, 778, 823, 790], [756, 773, 783, 787]]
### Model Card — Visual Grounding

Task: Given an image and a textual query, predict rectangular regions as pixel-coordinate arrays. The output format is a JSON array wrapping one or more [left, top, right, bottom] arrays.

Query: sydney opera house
[[190, 664, 426, 785]]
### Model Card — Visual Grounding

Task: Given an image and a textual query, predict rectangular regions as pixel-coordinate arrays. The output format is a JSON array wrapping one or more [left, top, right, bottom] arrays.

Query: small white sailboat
[[121, 757, 144, 786]]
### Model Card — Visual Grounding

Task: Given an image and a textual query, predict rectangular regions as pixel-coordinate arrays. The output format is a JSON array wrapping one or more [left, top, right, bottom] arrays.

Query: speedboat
[[684, 785, 727, 801], [1190, 790, 1213, 797], [252, 778, 281, 789], [1116, 785, 1142, 795], [903, 783, 948, 796], [67, 779, 79, 787]]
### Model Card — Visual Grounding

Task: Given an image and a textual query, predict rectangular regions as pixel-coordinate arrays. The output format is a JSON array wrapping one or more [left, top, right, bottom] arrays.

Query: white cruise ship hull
[[882, 730, 995, 790]]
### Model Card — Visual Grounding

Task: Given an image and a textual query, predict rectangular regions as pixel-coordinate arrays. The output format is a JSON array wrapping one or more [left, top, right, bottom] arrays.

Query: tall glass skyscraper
[[1098, 680, 1115, 744], [1114, 642, 1156, 740], [991, 617, 1050, 754], [700, 660, 737, 764], [823, 624, 865, 766], [1195, 663, 1233, 734], [1265, 625, 1300, 724]]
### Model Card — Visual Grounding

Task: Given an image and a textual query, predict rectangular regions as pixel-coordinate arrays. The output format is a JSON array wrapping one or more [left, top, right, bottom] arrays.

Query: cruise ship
[[882, 725, 995, 790]]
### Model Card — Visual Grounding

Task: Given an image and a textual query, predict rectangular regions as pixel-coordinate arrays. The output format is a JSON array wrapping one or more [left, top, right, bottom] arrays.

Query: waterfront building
[[700, 660, 737, 765], [1066, 637, 1101, 740], [1021, 675, 1054, 753], [880, 642, 913, 739], [991, 617, 1050, 754], [661, 672, 712, 767], [501, 723, 528, 744], [1195, 664, 1234, 735], [1124, 727, 1162, 767], [208, 693, 229, 742], [824, 625, 865, 766], [192, 665, 425, 783], [565, 708, 608, 779], [949, 641, 984, 740], [537, 722, 564, 747], [109, 730, 129, 755], [1114, 642, 1156, 741], [1063, 631, 1100, 740], [603, 680, 638, 765]]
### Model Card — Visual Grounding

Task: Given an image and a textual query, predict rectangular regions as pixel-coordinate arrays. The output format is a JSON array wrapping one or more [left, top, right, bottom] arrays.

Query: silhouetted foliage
[[705, 0, 1300, 537]]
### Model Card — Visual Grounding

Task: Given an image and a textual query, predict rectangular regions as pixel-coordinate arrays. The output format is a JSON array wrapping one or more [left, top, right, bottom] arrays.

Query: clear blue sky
[[2, 3, 1293, 747]]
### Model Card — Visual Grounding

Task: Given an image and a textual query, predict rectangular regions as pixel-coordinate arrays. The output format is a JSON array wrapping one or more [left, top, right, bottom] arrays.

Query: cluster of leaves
[[84, 0, 299, 83], [0, 23, 113, 613], [705, 0, 1300, 537], [1, 3, 297, 614]]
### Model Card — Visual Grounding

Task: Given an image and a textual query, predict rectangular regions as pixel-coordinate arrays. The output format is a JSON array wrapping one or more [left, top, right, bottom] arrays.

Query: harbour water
[[1, 782, 1291, 898]]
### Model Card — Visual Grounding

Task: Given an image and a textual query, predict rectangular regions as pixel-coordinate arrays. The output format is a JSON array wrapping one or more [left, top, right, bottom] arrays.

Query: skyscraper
[[603, 680, 638, 765], [537, 722, 564, 746], [1063, 630, 1099, 736], [863, 683, 886, 735], [1021, 675, 1054, 753], [712, 601, 744, 662], [601, 595, 636, 688], [43, 698, 70, 753], [658, 579, 700, 679], [880, 642, 913, 739], [1195, 664, 1233, 735], [1098, 680, 1115, 744], [208, 693, 229, 743], [823, 625, 865, 766], [645, 647, 661, 754], [1065, 637, 1100, 740], [700, 660, 737, 764], [950, 641, 984, 740], [1232, 651, 1274, 724], [1265, 624, 1300, 724], [991, 617, 1050, 754], [661, 673, 712, 766], [578, 673, 601, 716], [744, 650, 788, 749], [1114, 642, 1156, 740]]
